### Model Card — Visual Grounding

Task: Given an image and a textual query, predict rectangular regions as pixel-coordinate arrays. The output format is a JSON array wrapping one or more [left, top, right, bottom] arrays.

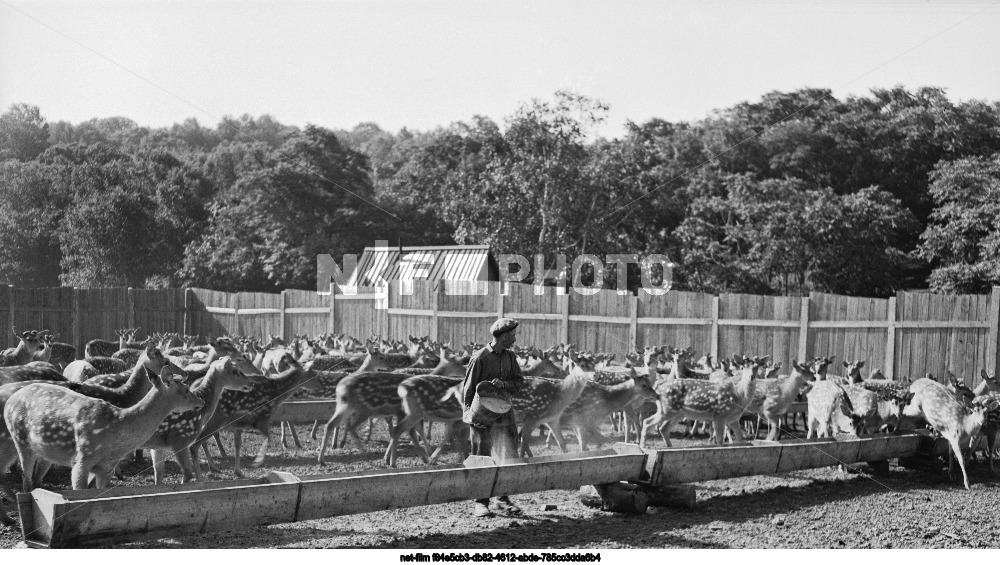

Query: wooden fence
[[3, 282, 999, 389]]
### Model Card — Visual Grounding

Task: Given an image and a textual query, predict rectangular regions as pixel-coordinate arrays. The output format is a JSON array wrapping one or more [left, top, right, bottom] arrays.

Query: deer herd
[[0, 326, 998, 526]]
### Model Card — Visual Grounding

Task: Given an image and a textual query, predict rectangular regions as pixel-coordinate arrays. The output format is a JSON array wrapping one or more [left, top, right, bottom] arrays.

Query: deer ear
[[858, 361, 865, 368]]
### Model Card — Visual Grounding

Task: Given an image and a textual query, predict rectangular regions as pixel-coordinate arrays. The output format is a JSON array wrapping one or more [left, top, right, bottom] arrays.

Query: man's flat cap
[[490, 317, 519, 336]]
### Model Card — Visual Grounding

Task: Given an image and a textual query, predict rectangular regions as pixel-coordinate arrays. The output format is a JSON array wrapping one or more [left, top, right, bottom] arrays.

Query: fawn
[[903, 377, 996, 489], [640, 360, 759, 447], [4, 365, 202, 491]]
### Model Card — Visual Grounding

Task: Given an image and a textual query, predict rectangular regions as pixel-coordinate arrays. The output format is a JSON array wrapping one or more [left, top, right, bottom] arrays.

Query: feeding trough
[[17, 444, 647, 548]]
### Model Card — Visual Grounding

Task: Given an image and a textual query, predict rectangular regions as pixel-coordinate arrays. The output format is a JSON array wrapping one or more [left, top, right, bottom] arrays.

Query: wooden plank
[[279, 290, 287, 343], [490, 447, 646, 495], [628, 295, 638, 354], [127, 287, 135, 329], [29, 481, 300, 548], [569, 314, 631, 324], [988, 286, 1000, 378], [797, 298, 809, 362], [183, 288, 191, 336], [646, 434, 924, 486], [636, 317, 714, 326], [561, 292, 570, 344], [204, 306, 237, 314], [272, 400, 338, 423], [329, 282, 336, 335], [295, 463, 498, 521], [284, 307, 330, 314], [507, 312, 565, 321], [436, 311, 497, 318], [387, 308, 435, 316], [886, 296, 897, 380], [710, 296, 720, 361]]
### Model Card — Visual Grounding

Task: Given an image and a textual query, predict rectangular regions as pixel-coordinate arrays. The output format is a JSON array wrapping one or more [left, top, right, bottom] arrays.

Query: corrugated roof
[[347, 245, 494, 286]]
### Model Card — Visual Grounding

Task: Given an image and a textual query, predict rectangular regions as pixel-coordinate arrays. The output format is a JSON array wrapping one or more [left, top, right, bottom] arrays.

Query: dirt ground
[[2, 421, 997, 549]]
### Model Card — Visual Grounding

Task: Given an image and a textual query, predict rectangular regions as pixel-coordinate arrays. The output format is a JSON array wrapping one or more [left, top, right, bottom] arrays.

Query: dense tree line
[[0, 86, 998, 296]]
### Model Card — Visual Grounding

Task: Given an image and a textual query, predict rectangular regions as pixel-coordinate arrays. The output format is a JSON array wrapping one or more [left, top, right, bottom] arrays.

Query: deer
[[142, 358, 259, 484], [0, 344, 168, 525], [556, 366, 659, 452], [513, 359, 590, 457], [748, 361, 818, 441], [902, 376, 997, 489], [316, 370, 421, 466], [0, 361, 65, 386], [0, 328, 43, 367], [41, 335, 76, 372], [82, 329, 129, 359], [384, 374, 465, 467], [191, 356, 322, 477], [805, 378, 856, 439], [4, 364, 203, 492], [640, 360, 760, 448]]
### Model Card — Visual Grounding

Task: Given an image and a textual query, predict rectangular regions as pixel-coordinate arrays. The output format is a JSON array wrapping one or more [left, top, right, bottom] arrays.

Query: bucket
[[465, 381, 513, 427]]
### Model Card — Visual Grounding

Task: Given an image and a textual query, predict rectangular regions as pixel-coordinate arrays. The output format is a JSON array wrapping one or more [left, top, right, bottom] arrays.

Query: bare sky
[[1, 0, 998, 139]]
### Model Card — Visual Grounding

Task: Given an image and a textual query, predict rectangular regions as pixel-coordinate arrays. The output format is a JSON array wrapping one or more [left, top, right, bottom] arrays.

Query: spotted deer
[[192, 356, 322, 477], [384, 374, 465, 467], [0, 329, 43, 367], [0, 362, 65, 386], [514, 360, 590, 456], [0, 347, 168, 524], [640, 361, 759, 447], [902, 376, 997, 489], [749, 361, 817, 441], [805, 379, 856, 438], [556, 366, 659, 451], [142, 358, 258, 484], [83, 330, 128, 359], [4, 365, 202, 491], [316, 371, 417, 465]]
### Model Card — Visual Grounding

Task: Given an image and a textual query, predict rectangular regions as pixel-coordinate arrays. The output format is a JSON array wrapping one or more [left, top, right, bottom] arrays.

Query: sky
[[1, 0, 999, 139]]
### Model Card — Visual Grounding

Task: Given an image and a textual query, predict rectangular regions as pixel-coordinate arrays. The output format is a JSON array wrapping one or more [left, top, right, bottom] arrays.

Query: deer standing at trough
[[903, 376, 996, 489], [4, 365, 202, 492]]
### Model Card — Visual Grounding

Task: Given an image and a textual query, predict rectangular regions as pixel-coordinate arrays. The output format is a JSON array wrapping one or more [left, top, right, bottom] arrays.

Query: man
[[462, 317, 524, 518]]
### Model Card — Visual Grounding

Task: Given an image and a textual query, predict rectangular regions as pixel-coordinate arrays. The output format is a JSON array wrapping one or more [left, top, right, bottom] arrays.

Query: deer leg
[[318, 409, 350, 466], [213, 433, 228, 459], [182, 445, 202, 483], [285, 421, 303, 449], [252, 425, 270, 467], [200, 440, 221, 473], [948, 436, 971, 490], [70, 458, 90, 490], [988, 431, 996, 475], [309, 420, 320, 442], [233, 430, 244, 477], [427, 421, 459, 464], [150, 449, 168, 485], [31, 460, 52, 487]]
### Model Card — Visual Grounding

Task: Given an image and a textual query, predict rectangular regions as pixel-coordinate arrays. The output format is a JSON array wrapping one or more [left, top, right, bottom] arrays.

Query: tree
[[0, 104, 50, 161], [918, 155, 1000, 293], [0, 161, 64, 285], [179, 126, 382, 290]]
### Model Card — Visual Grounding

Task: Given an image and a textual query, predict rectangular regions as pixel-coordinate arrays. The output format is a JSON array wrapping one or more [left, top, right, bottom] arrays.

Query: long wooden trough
[[17, 445, 646, 548], [17, 433, 934, 548]]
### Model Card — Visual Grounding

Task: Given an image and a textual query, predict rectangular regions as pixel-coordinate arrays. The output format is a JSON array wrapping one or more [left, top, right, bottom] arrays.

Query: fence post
[[988, 286, 1000, 379], [183, 288, 192, 337], [710, 296, 720, 361], [430, 281, 439, 342], [886, 295, 898, 381], [560, 289, 570, 345], [797, 297, 810, 363], [72, 287, 81, 355], [628, 294, 638, 354], [496, 280, 505, 319], [280, 289, 287, 343], [127, 287, 136, 330], [328, 281, 342, 339], [233, 293, 240, 337]]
